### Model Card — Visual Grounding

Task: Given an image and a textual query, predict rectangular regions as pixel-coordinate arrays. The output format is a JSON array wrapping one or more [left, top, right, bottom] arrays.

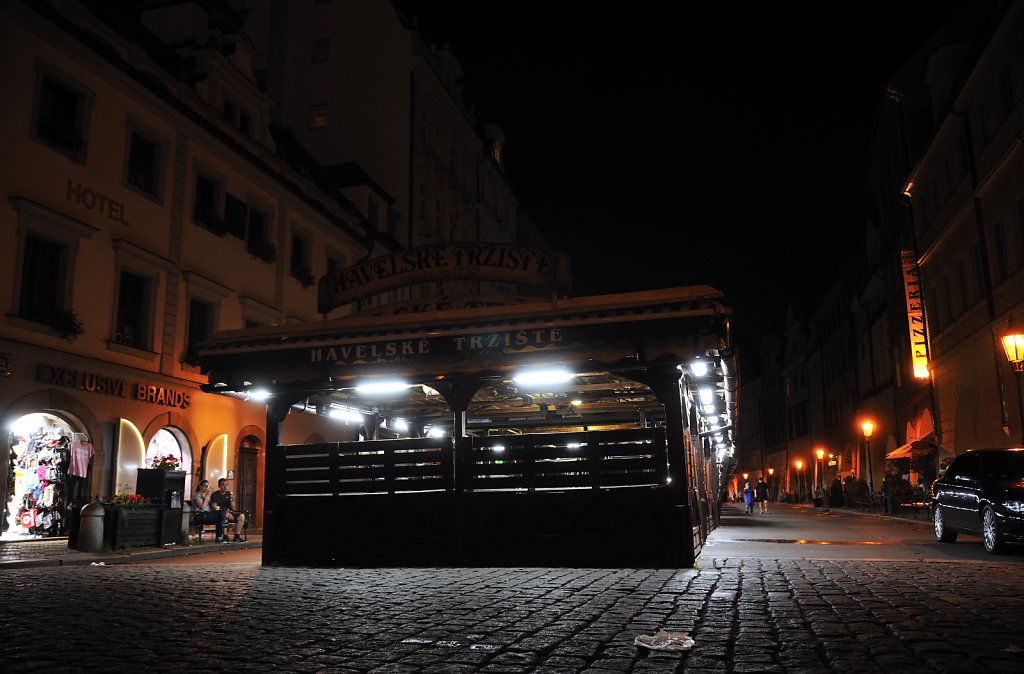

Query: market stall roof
[[197, 286, 734, 434]]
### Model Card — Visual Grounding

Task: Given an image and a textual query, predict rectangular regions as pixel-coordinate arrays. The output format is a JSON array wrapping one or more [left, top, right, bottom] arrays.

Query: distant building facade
[[737, 1, 1024, 497]]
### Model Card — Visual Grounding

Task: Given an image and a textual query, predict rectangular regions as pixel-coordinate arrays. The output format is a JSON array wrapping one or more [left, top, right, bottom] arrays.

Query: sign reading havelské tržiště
[[317, 243, 571, 313], [309, 327, 566, 365]]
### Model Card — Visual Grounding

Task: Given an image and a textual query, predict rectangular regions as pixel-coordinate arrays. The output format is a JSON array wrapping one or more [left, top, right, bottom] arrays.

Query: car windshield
[[982, 451, 1024, 480]]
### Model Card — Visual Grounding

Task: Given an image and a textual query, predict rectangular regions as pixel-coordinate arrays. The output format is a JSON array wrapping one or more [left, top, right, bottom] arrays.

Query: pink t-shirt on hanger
[[68, 438, 94, 478]]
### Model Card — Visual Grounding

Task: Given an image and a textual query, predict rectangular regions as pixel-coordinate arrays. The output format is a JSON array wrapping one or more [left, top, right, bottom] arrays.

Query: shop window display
[[4, 414, 83, 539], [146, 428, 189, 495], [146, 428, 182, 467]]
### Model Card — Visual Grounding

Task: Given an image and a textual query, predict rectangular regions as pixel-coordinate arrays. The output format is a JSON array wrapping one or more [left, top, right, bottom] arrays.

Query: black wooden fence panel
[[277, 438, 453, 495]]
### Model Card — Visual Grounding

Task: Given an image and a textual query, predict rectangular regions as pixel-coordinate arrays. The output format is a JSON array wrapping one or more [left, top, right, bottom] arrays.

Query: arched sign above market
[[317, 243, 572, 313]]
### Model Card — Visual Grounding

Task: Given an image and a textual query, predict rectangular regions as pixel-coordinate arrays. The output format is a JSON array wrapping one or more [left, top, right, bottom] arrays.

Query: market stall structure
[[198, 285, 736, 567]]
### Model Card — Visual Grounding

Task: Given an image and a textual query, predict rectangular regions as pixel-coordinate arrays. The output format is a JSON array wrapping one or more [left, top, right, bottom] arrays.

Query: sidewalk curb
[[0, 539, 262, 570], [800, 504, 933, 525]]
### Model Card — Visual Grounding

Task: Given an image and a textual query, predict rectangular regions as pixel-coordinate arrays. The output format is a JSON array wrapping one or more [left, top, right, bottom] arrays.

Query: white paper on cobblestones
[[634, 629, 695, 651]]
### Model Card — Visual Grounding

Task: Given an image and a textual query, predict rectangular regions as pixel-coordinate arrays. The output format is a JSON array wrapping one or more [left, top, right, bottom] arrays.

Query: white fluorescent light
[[493, 444, 505, 452], [355, 379, 409, 394], [427, 427, 446, 438], [513, 367, 574, 387], [249, 389, 270, 401], [691, 361, 708, 377], [699, 388, 714, 404], [392, 418, 408, 432], [703, 404, 716, 415]]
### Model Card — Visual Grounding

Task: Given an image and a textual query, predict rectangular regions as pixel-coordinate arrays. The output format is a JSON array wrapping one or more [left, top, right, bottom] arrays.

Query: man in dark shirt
[[209, 477, 246, 542]]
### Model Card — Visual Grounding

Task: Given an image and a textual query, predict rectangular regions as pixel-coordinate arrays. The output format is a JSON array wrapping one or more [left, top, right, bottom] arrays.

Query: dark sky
[[394, 2, 966, 373]]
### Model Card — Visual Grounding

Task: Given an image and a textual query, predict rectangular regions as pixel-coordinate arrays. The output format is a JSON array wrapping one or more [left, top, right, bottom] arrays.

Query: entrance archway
[[4, 412, 85, 540], [237, 434, 262, 518]]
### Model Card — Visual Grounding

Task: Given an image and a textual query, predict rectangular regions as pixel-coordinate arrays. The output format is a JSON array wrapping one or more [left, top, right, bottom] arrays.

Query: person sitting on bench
[[209, 477, 246, 542], [192, 479, 226, 542]]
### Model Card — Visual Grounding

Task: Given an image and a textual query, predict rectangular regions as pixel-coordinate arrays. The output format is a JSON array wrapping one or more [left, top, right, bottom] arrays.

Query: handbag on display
[[20, 507, 37, 528]]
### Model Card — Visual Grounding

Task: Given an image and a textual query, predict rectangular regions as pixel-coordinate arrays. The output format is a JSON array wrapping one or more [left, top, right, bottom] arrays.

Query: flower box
[[104, 505, 162, 549]]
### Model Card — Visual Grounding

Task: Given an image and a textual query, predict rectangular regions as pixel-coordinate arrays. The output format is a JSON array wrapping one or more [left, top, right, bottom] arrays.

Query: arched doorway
[[236, 434, 261, 518], [4, 412, 88, 540]]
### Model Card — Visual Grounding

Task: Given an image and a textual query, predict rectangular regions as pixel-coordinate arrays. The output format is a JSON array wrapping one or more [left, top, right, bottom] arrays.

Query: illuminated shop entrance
[[199, 287, 737, 566], [4, 412, 88, 541]]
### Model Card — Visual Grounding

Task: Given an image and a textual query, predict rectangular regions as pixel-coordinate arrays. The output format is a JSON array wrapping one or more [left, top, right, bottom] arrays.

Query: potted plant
[[148, 454, 180, 471], [95, 493, 159, 549]]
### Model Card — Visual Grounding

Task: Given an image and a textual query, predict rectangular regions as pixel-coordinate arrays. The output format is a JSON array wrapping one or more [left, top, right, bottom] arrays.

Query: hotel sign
[[317, 243, 571, 313], [901, 250, 930, 378]]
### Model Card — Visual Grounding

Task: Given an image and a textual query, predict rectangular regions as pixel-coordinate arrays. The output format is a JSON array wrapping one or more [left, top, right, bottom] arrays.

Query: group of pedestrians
[[742, 476, 770, 514]]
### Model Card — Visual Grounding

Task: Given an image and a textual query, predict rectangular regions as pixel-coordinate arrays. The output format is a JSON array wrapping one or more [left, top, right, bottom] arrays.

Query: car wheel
[[933, 505, 957, 543], [982, 506, 1006, 554]]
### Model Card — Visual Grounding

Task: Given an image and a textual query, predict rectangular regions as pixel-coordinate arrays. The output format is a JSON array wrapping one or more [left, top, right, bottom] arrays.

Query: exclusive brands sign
[[309, 327, 567, 365], [901, 250, 930, 379], [317, 243, 571, 313], [36, 363, 191, 408]]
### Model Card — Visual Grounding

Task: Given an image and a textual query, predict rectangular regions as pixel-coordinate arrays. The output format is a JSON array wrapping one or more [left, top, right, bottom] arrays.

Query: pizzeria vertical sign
[[901, 250, 930, 379], [318, 243, 571, 313]]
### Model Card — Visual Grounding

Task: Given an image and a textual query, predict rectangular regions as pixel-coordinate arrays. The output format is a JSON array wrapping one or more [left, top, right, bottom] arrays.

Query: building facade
[[3, 0, 549, 542], [738, 1, 1024, 499]]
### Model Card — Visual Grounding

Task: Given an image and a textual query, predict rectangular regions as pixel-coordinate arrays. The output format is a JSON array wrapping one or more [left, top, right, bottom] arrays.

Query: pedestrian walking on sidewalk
[[743, 482, 754, 514], [755, 477, 769, 514]]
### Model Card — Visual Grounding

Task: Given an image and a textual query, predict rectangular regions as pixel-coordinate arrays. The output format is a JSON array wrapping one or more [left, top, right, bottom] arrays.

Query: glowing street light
[[815, 448, 825, 490], [795, 460, 804, 502], [1001, 320, 1024, 445], [861, 420, 875, 493]]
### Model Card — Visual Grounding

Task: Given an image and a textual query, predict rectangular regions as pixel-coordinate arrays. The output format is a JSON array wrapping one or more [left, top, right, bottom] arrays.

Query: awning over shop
[[886, 438, 935, 460]]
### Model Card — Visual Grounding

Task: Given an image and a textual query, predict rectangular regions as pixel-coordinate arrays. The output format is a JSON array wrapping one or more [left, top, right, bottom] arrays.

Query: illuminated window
[[146, 429, 182, 468]]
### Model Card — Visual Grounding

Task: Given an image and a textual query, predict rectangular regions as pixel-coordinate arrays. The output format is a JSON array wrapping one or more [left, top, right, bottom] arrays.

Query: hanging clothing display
[[67, 435, 94, 504], [7, 425, 71, 538]]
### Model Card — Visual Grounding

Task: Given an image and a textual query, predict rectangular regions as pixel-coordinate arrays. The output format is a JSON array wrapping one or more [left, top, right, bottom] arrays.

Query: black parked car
[[931, 448, 1024, 553]]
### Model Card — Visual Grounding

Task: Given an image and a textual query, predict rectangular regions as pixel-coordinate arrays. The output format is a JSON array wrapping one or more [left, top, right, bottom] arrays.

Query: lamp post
[[795, 460, 804, 501], [1000, 323, 1024, 445], [815, 448, 825, 491], [861, 421, 875, 493], [768, 467, 774, 501]]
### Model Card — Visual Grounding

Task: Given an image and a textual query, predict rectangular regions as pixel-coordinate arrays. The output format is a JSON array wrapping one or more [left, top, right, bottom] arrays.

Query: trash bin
[[78, 502, 105, 552]]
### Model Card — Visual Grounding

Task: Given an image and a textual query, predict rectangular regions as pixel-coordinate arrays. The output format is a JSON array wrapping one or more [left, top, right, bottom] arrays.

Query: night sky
[[394, 2, 967, 375]]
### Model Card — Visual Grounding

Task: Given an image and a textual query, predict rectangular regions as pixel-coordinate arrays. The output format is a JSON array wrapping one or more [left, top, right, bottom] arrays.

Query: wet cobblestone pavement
[[2, 558, 1022, 672]]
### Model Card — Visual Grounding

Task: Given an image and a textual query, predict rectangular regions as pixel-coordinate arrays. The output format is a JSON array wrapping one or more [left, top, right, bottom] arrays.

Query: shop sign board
[[317, 243, 571, 313], [309, 327, 567, 366], [900, 250, 930, 379], [352, 294, 529, 317], [36, 363, 191, 408]]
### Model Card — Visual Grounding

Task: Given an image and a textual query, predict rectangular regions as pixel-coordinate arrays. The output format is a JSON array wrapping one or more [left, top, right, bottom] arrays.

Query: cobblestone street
[[2, 555, 1023, 672]]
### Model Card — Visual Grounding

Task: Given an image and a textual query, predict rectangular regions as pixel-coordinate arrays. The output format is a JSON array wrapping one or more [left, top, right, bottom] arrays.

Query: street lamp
[[1000, 321, 1024, 445], [795, 460, 804, 501], [861, 420, 875, 494], [815, 448, 825, 491]]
